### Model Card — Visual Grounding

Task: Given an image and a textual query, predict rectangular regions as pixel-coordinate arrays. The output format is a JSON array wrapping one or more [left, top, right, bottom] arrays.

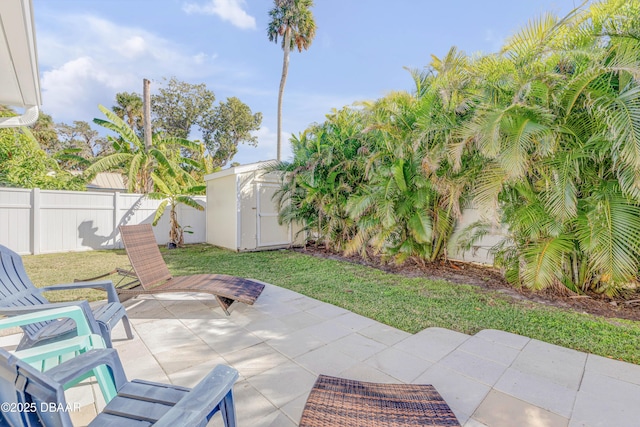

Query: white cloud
[[234, 126, 292, 165], [183, 0, 256, 30], [37, 14, 220, 124]]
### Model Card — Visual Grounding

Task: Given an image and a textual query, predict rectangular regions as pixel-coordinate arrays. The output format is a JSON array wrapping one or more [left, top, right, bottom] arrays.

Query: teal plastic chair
[[0, 306, 118, 402]]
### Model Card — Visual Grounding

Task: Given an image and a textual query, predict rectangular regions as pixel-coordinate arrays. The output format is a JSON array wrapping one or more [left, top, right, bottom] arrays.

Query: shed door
[[256, 183, 291, 247]]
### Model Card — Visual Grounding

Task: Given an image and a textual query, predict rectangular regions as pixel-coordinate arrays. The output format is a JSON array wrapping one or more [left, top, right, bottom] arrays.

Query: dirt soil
[[295, 245, 640, 322]]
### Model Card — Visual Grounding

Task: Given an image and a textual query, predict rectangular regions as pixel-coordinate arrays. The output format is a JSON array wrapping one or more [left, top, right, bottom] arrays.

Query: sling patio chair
[[0, 244, 133, 350], [0, 346, 239, 427], [299, 375, 461, 427], [111, 224, 265, 315]]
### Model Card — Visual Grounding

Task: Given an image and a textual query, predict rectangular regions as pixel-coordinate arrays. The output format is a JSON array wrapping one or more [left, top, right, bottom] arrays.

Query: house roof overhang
[[0, 0, 41, 128]]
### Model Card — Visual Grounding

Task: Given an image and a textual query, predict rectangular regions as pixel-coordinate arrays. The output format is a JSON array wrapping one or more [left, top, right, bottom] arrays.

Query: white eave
[[0, 0, 41, 128]]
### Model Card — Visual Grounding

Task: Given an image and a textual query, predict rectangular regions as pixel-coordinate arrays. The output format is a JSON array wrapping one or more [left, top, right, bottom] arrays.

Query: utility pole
[[143, 78, 152, 150], [143, 78, 153, 193]]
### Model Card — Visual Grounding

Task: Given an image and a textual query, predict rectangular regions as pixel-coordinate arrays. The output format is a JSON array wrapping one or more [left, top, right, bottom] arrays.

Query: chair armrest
[[45, 348, 126, 396], [153, 365, 239, 427], [0, 301, 101, 336], [40, 280, 119, 303]]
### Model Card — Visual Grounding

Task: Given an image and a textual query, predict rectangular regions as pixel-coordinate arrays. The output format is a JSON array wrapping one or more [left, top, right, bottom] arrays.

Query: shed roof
[[204, 160, 276, 181]]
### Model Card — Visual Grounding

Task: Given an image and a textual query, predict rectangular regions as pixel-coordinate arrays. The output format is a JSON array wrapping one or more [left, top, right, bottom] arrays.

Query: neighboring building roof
[[0, 0, 41, 128], [86, 172, 127, 192]]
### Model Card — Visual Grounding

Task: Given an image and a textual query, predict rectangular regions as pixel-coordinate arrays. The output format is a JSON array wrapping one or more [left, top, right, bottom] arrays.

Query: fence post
[[31, 188, 40, 255], [113, 191, 120, 248]]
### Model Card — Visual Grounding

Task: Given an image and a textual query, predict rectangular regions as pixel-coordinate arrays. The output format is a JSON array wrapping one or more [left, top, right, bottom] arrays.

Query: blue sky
[[33, 0, 580, 165]]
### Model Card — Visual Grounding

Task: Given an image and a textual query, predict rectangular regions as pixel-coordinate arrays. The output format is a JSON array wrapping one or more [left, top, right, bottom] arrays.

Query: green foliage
[[113, 78, 260, 169], [277, 0, 640, 296], [148, 170, 204, 246], [112, 92, 143, 135], [0, 123, 85, 191], [201, 97, 262, 168], [89, 105, 203, 194], [267, 0, 317, 52], [151, 77, 216, 140]]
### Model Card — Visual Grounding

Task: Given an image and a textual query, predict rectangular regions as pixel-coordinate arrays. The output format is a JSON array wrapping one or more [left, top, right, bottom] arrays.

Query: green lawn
[[23, 244, 640, 365]]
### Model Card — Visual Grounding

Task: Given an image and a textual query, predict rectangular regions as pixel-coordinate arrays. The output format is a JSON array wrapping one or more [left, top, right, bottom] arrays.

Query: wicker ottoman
[[299, 375, 461, 427]]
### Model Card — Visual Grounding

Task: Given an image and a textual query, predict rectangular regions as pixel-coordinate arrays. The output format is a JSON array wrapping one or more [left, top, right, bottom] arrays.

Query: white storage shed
[[205, 161, 304, 252]]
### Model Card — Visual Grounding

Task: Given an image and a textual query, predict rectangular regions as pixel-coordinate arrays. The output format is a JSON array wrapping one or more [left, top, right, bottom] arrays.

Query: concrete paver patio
[[2, 282, 639, 426]]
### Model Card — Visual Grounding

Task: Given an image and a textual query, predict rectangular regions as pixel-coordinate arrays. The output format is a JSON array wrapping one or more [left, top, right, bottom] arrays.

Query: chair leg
[[98, 322, 113, 348], [121, 315, 134, 340], [219, 390, 237, 427], [215, 296, 234, 316]]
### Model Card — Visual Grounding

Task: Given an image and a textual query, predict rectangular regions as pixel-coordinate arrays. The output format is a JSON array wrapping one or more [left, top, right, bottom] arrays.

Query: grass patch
[[23, 244, 640, 365]]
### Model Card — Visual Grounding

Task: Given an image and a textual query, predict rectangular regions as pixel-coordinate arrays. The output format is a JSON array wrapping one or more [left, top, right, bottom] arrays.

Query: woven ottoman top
[[299, 375, 461, 427]]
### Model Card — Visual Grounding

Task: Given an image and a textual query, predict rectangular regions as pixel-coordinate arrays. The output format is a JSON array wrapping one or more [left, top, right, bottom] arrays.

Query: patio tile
[[244, 317, 298, 341], [414, 364, 491, 425], [457, 335, 521, 366], [584, 353, 640, 386], [324, 333, 387, 361], [358, 322, 411, 346], [266, 329, 325, 358], [153, 342, 224, 375], [277, 311, 323, 330], [294, 344, 360, 376], [332, 311, 378, 331], [259, 410, 299, 427], [125, 298, 173, 323], [570, 371, 640, 427], [463, 418, 489, 427], [337, 364, 400, 383], [300, 318, 354, 343], [439, 350, 509, 386], [114, 334, 170, 383], [254, 301, 302, 318], [69, 403, 98, 427], [288, 295, 325, 312], [247, 360, 317, 407], [306, 302, 350, 319], [134, 319, 199, 353], [494, 367, 577, 418], [280, 392, 309, 425], [473, 390, 569, 427], [223, 342, 289, 378], [364, 347, 432, 382], [161, 300, 226, 319], [168, 357, 228, 388], [394, 327, 470, 362], [512, 339, 587, 390], [229, 380, 279, 427], [65, 381, 98, 408], [473, 329, 531, 350]]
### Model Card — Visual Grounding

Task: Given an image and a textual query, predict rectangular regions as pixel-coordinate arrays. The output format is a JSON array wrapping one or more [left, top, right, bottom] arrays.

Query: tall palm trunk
[[277, 28, 292, 161]]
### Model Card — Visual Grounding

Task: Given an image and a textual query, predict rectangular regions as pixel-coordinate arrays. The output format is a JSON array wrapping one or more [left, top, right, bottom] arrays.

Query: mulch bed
[[294, 245, 640, 322]]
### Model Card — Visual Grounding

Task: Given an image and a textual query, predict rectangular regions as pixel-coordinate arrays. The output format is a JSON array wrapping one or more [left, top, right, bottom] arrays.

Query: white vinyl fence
[[0, 187, 206, 255]]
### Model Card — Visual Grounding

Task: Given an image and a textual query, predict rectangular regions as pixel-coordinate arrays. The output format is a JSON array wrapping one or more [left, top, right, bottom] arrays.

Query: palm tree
[[267, 0, 316, 161], [148, 170, 205, 247], [112, 92, 143, 135], [456, 3, 640, 295], [88, 105, 202, 194]]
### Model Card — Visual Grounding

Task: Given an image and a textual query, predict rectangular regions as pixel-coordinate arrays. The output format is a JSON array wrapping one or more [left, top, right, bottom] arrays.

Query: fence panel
[[0, 187, 206, 255]]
